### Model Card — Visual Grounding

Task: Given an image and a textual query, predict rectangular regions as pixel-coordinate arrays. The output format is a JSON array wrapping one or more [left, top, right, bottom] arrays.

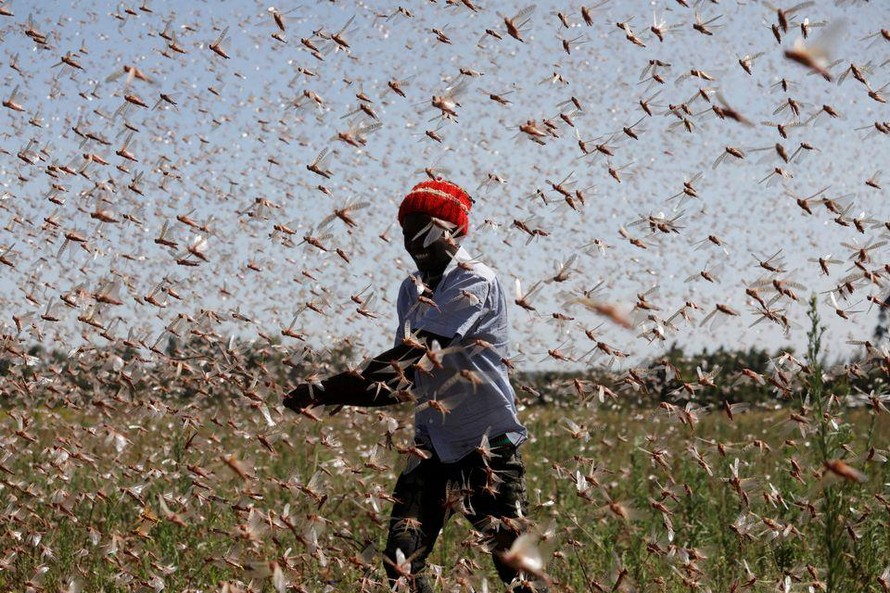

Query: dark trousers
[[383, 444, 543, 592]]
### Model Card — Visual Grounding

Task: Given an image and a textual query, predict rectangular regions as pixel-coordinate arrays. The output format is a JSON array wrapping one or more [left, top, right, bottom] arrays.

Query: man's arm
[[283, 330, 451, 411]]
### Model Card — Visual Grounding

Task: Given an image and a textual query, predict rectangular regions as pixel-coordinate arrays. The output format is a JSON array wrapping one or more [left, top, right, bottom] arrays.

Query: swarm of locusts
[[0, 0, 888, 591]]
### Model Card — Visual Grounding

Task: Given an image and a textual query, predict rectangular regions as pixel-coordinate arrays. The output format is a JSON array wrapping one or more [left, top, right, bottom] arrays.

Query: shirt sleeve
[[413, 271, 490, 339], [394, 279, 410, 348]]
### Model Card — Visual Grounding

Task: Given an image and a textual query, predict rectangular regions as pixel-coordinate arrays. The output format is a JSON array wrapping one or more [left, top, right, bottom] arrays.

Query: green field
[[2, 394, 888, 592]]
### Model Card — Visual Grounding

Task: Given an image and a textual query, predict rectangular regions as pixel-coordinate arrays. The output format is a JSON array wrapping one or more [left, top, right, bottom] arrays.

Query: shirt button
[[428, 419, 433, 424]]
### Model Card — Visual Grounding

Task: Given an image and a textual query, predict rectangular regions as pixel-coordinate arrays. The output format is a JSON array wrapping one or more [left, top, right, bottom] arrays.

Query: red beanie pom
[[398, 180, 473, 235]]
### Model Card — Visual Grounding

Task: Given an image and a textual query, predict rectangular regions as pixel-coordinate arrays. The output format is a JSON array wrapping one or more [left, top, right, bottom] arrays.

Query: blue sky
[[0, 0, 888, 371]]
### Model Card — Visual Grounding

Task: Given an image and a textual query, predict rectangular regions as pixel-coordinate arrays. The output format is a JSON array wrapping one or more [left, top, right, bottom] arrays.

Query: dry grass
[[1, 395, 887, 592]]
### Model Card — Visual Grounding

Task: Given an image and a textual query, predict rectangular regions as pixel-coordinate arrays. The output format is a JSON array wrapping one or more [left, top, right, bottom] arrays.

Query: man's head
[[398, 179, 473, 276]]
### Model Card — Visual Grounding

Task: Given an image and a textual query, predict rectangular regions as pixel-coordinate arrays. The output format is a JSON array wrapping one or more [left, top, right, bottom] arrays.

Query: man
[[285, 179, 543, 592]]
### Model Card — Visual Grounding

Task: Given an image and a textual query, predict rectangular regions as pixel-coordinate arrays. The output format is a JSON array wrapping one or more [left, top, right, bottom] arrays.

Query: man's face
[[401, 212, 459, 277]]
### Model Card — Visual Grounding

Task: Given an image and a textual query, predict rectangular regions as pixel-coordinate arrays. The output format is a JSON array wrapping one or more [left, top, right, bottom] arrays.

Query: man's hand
[[281, 354, 440, 414], [283, 383, 320, 412]]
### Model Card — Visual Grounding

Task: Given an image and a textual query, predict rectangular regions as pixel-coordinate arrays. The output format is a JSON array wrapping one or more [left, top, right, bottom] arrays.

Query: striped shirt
[[395, 247, 527, 463]]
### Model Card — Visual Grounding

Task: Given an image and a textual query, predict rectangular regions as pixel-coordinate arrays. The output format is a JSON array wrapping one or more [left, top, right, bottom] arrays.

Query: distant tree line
[[1, 328, 886, 411]]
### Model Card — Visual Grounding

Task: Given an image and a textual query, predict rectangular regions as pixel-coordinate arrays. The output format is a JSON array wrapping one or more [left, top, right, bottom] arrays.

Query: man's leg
[[384, 458, 447, 593], [464, 446, 548, 593]]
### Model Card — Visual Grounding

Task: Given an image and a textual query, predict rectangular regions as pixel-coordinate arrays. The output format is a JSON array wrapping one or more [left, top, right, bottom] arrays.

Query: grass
[[1, 395, 887, 592]]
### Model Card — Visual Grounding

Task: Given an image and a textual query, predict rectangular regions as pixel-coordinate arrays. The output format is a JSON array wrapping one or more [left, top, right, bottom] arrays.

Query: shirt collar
[[443, 245, 472, 275]]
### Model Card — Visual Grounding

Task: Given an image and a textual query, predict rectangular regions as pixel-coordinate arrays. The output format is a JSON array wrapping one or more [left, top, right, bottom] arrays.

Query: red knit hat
[[398, 180, 473, 235]]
